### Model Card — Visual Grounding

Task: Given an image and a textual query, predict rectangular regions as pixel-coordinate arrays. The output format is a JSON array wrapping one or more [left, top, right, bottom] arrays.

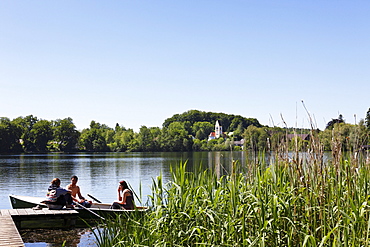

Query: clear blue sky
[[1, 1, 369, 131]]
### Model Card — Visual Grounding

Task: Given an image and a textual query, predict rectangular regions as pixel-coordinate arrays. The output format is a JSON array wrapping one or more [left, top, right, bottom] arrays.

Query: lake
[[0, 151, 338, 246], [0, 152, 249, 209], [0, 151, 246, 246]]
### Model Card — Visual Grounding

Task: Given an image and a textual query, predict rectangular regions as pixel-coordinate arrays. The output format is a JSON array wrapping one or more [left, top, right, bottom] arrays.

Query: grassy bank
[[93, 146, 370, 246]]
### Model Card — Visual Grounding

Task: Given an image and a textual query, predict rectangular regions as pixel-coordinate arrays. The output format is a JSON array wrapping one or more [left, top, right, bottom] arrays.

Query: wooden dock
[[0, 215, 23, 247], [0, 208, 79, 246], [0, 208, 79, 229]]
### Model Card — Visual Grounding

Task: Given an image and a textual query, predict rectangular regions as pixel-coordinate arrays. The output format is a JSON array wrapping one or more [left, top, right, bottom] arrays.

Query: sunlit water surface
[[0, 152, 245, 246]]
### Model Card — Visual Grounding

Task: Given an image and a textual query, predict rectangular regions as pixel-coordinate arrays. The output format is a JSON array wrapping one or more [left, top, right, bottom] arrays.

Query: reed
[[94, 143, 370, 246]]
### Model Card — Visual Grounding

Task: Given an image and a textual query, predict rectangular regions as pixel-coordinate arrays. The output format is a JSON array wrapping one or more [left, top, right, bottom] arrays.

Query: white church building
[[208, 121, 223, 140]]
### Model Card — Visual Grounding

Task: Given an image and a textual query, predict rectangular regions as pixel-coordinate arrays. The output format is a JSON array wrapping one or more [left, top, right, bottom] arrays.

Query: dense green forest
[[1, 109, 369, 153]]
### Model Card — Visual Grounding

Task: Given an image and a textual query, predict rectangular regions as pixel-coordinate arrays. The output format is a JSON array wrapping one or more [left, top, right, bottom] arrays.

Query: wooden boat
[[9, 194, 149, 224]]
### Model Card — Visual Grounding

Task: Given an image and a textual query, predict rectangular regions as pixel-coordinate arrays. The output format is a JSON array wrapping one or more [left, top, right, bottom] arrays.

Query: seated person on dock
[[43, 178, 73, 209], [111, 180, 135, 210], [67, 175, 92, 208]]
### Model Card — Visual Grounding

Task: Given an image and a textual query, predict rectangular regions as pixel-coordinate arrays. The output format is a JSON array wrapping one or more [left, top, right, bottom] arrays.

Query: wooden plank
[[25, 209, 37, 215], [41, 208, 56, 215], [0, 215, 24, 247], [61, 209, 78, 215], [34, 208, 47, 215], [15, 209, 28, 216], [42, 209, 78, 215], [0, 210, 11, 216], [7, 209, 19, 216]]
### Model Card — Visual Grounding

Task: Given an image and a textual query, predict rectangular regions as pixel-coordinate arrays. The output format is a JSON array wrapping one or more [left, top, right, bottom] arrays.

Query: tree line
[[1, 109, 369, 153]]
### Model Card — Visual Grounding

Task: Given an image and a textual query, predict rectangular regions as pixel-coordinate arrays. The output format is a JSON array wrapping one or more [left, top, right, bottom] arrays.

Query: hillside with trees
[[0, 109, 369, 153]]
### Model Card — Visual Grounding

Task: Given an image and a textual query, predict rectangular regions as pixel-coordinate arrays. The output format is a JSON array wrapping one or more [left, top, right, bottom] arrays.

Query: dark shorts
[[110, 202, 133, 210], [73, 200, 92, 208]]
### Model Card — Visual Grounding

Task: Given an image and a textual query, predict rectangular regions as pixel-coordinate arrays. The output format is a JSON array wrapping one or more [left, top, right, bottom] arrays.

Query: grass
[[93, 139, 370, 246]]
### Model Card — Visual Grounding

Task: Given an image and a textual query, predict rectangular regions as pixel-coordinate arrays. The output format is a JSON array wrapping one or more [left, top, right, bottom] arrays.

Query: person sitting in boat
[[110, 180, 135, 210], [67, 175, 92, 208], [43, 178, 73, 209]]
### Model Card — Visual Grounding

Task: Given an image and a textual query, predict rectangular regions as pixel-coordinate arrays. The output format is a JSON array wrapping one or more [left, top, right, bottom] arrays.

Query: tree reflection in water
[[21, 228, 97, 246]]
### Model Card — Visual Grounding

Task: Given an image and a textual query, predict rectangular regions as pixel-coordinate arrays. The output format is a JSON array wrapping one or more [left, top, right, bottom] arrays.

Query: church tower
[[215, 121, 222, 138]]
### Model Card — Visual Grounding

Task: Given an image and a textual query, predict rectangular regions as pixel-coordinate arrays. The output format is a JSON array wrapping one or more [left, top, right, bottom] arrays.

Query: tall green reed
[[94, 144, 370, 246]]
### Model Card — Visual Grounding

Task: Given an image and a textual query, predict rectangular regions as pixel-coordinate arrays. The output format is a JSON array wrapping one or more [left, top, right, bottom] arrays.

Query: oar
[[74, 201, 106, 221], [87, 194, 102, 203]]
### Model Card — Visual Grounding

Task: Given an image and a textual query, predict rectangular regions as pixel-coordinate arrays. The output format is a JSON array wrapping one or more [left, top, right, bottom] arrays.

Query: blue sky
[[1, 1, 369, 131]]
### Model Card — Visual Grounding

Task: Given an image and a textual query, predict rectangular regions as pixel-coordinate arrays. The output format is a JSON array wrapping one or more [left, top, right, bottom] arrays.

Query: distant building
[[208, 121, 223, 140], [233, 139, 245, 147], [215, 121, 222, 138], [208, 132, 217, 140]]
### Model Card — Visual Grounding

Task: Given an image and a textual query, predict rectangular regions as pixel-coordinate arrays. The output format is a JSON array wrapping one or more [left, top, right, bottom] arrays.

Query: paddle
[[74, 201, 105, 221], [87, 194, 102, 203]]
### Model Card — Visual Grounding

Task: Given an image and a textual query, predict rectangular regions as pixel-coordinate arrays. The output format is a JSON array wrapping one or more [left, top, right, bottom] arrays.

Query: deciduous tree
[[79, 121, 109, 152], [0, 118, 22, 153], [30, 119, 53, 152], [52, 118, 79, 151]]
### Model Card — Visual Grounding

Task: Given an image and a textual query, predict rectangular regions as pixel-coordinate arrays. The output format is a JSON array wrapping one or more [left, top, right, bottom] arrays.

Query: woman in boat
[[111, 180, 135, 210], [44, 178, 73, 209]]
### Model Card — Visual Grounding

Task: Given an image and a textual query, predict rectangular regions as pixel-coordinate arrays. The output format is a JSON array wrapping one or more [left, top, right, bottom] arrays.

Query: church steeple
[[215, 120, 222, 138]]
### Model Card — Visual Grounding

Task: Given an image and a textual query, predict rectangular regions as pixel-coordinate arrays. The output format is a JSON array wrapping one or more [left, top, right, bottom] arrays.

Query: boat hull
[[9, 194, 48, 209], [9, 194, 149, 227]]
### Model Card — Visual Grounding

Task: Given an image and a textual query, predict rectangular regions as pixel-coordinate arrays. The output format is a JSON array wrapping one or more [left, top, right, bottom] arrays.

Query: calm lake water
[[0, 152, 248, 209], [0, 152, 246, 246], [0, 151, 341, 246]]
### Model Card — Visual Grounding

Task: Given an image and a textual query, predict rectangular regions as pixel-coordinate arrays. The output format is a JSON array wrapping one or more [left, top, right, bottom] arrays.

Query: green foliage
[[52, 118, 80, 151], [8, 116, 53, 152], [232, 123, 244, 140], [357, 119, 369, 146], [79, 121, 110, 152], [267, 127, 286, 151], [1, 109, 369, 153], [366, 108, 370, 130], [30, 119, 53, 152], [192, 122, 214, 140], [12, 115, 38, 152], [192, 139, 206, 151], [159, 122, 193, 151], [318, 128, 333, 151], [319, 122, 368, 152], [0, 117, 22, 152], [137, 126, 161, 151], [288, 136, 309, 151], [242, 125, 269, 152], [94, 150, 370, 246], [111, 128, 137, 152], [162, 109, 261, 132]]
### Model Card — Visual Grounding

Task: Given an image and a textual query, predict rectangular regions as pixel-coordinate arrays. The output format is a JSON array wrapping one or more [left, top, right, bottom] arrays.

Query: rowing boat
[[9, 194, 149, 224]]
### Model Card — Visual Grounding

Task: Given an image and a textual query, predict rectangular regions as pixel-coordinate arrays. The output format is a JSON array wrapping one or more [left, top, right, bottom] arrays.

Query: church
[[208, 121, 223, 140]]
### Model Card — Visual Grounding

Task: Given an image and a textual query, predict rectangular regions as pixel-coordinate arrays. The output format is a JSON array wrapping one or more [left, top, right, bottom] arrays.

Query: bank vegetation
[[93, 126, 370, 246], [1, 109, 369, 153]]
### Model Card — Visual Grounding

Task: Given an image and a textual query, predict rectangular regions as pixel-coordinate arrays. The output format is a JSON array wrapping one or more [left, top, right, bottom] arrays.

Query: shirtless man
[[67, 175, 92, 208]]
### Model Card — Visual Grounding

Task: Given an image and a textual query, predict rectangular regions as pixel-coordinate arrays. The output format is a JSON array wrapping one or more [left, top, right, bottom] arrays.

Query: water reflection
[[0, 152, 250, 210], [21, 228, 95, 247]]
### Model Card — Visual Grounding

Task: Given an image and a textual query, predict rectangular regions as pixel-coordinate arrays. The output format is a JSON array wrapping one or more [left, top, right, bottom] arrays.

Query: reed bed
[[94, 145, 370, 246]]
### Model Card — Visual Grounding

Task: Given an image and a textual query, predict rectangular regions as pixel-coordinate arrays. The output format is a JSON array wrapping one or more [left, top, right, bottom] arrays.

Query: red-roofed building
[[208, 121, 223, 140]]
